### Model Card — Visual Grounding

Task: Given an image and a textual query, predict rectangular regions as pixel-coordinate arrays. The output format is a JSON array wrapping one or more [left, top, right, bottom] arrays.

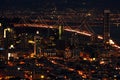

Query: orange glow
[[8, 61, 14, 66], [19, 61, 25, 64], [77, 70, 83, 75], [98, 35, 103, 39], [36, 63, 44, 67], [40, 75, 45, 79], [100, 61, 105, 65], [82, 75, 87, 78], [68, 68, 74, 71], [91, 70, 95, 73], [51, 60, 57, 64], [64, 75, 67, 79]]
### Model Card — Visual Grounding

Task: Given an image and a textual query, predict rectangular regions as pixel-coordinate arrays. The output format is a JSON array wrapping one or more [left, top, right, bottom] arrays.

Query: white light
[[98, 36, 103, 39], [83, 58, 87, 60], [40, 75, 45, 79], [36, 31, 39, 34], [100, 61, 105, 64], [87, 13, 91, 16], [7, 28, 11, 31], [8, 53, 11, 60], [92, 58, 96, 61], [17, 67, 21, 70], [0, 23, 2, 26], [4, 28, 12, 38], [109, 39, 115, 45], [28, 40, 35, 44], [9, 44, 14, 49]]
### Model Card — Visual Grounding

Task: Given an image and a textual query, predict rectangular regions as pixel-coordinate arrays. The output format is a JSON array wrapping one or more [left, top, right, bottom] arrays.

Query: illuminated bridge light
[[64, 28, 92, 36], [109, 39, 115, 45], [98, 35, 103, 39], [113, 44, 120, 49]]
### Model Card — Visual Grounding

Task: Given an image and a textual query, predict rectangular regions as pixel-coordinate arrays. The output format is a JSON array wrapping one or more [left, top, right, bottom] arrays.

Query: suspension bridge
[[1, 9, 120, 50]]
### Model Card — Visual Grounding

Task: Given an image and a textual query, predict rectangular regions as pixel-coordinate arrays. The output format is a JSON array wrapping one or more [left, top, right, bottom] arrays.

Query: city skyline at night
[[0, 0, 120, 80]]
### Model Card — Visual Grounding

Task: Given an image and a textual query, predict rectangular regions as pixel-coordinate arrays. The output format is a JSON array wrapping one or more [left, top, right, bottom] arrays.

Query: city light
[[4, 28, 12, 38], [109, 39, 115, 45], [17, 67, 21, 71], [1, 3, 120, 79], [36, 31, 39, 34], [8, 53, 11, 60], [97, 35, 103, 39], [28, 40, 35, 44], [40, 75, 45, 79], [100, 61, 105, 65], [92, 58, 96, 61], [59, 26, 62, 40], [87, 13, 91, 17], [9, 44, 14, 49], [0, 23, 2, 26]]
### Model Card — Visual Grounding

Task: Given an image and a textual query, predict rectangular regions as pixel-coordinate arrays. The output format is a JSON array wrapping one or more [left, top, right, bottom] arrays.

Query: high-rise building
[[104, 10, 110, 50]]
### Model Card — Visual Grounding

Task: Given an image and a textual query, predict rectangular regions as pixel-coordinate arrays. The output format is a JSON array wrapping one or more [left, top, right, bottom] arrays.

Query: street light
[[9, 44, 14, 49], [4, 28, 12, 38]]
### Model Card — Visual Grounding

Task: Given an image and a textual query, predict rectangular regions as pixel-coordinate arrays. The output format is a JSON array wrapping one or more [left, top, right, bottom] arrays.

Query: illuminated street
[[0, 56, 120, 79]]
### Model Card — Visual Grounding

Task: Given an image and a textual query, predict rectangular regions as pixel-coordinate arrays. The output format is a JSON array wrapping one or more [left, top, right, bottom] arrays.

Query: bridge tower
[[104, 10, 110, 50]]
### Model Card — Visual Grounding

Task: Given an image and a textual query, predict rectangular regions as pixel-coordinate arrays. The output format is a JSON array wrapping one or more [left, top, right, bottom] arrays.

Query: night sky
[[0, 0, 120, 10]]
